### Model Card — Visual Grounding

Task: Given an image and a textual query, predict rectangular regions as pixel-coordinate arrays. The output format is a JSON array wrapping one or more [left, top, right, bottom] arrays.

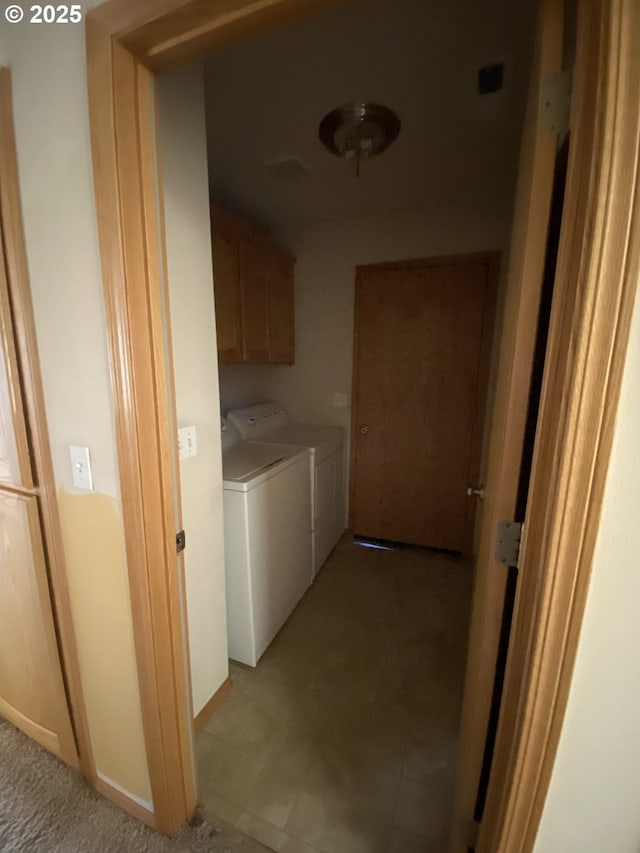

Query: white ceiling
[[203, 0, 536, 234]]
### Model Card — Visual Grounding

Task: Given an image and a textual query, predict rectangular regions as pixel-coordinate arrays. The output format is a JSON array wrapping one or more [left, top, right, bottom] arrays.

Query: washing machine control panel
[[220, 417, 241, 449], [227, 403, 289, 439]]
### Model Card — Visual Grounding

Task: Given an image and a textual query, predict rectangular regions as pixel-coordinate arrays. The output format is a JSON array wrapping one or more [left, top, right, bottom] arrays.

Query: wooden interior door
[[0, 226, 78, 766], [449, 0, 564, 848], [350, 255, 497, 553]]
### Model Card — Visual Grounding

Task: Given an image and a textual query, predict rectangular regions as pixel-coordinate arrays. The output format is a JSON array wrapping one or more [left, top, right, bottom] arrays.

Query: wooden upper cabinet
[[210, 205, 295, 365], [239, 235, 271, 363], [211, 211, 242, 364], [266, 247, 295, 365]]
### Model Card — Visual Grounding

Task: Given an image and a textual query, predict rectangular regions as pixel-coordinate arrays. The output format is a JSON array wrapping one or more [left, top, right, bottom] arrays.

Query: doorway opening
[[86, 0, 640, 845], [473, 131, 570, 833], [154, 0, 545, 849]]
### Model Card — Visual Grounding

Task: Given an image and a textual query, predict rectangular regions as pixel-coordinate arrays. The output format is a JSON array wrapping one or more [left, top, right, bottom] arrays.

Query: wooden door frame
[[0, 69, 94, 778], [478, 2, 640, 848], [349, 251, 499, 556], [451, 0, 564, 846], [85, 0, 640, 844]]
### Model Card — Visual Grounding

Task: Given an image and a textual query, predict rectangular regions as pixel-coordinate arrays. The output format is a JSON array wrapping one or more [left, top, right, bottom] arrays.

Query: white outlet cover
[[333, 392, 349, 408], [69, 445, 94, 491]]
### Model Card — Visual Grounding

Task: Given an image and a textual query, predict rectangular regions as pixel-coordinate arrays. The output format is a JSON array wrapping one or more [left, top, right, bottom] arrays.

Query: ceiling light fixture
[[318, 101, 401, 177]]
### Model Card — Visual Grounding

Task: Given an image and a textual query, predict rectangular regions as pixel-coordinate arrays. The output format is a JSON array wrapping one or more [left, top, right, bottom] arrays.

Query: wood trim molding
[[0, 67, 94, 779], [193, 678, 232, 732], [478, 1, 640, 849], [90, 0, 340, 71], [149, 73, 197, 812], [95, 775, 157, 830], [0, 695, 63, 759], [136, 60, 197, 818], [86, 19, 194, 834]]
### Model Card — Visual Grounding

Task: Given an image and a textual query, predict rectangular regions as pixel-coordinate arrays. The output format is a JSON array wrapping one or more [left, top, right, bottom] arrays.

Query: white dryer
[[227, 404, 346, 577], [221, 419, 312, 666]]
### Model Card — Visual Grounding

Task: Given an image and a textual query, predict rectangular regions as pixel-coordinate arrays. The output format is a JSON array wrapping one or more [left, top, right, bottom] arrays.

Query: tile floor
[[196, 537, 472, 853]]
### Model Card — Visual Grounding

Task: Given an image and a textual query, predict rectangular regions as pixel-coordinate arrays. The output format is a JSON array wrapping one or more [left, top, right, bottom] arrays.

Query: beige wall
[[218, 199, 513, 518], [218, 364, 275, 414], [533, 287, 640, 853], [157, 66, 229, 716], [1, 7, 151, 804]]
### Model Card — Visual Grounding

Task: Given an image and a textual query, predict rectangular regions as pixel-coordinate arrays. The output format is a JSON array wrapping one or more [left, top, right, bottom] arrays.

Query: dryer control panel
[[227, 403, 289, 440]]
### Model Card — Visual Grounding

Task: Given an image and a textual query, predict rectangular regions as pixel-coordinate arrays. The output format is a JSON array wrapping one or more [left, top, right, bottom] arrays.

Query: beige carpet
[[0, 718, 264, 852]]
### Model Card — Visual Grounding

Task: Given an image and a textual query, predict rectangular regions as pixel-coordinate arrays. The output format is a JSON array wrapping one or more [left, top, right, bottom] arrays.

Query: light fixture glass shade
[[319, 102, 400, 175]]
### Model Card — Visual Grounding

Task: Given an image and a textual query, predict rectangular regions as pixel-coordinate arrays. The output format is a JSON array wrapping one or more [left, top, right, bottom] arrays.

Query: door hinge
[[495, 521, 523, 569], [176, 529, 186, 554], [540, 70, 572, 137]]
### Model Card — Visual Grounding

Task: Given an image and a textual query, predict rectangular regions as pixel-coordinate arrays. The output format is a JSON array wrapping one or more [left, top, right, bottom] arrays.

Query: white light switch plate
[[69, 445, 94, 491], [178, 426, 197, 460], [333, 392, 349, 408]]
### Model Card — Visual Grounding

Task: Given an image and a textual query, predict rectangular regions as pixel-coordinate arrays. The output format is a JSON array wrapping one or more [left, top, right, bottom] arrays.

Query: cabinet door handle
[[359, 424, 370, 435]]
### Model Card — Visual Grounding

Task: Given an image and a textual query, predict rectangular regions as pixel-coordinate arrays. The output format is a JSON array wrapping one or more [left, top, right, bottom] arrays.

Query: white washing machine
[[227, 404, 346, 577], [221, 419, 312, 666]]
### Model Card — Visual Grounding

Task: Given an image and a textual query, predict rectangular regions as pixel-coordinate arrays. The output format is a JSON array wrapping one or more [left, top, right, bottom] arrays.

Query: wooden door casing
[[449, 0, 564, 847], [350, 254, 497, 554]]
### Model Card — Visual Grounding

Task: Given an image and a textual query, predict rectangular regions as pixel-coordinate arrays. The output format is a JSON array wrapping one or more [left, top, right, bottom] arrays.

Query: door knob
[[359, 424, 370, 435], [467, 485, 485, 500]]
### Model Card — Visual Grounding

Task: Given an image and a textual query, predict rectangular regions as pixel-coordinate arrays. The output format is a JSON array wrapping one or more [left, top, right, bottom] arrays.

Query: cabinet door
[[211, 224, 243, 364], [267, 252, 295, 365], [239, 236, 270, 363]]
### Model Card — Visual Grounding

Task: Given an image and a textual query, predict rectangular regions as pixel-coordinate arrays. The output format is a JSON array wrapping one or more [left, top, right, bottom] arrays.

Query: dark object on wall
[[478, 63, 505, 94]]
